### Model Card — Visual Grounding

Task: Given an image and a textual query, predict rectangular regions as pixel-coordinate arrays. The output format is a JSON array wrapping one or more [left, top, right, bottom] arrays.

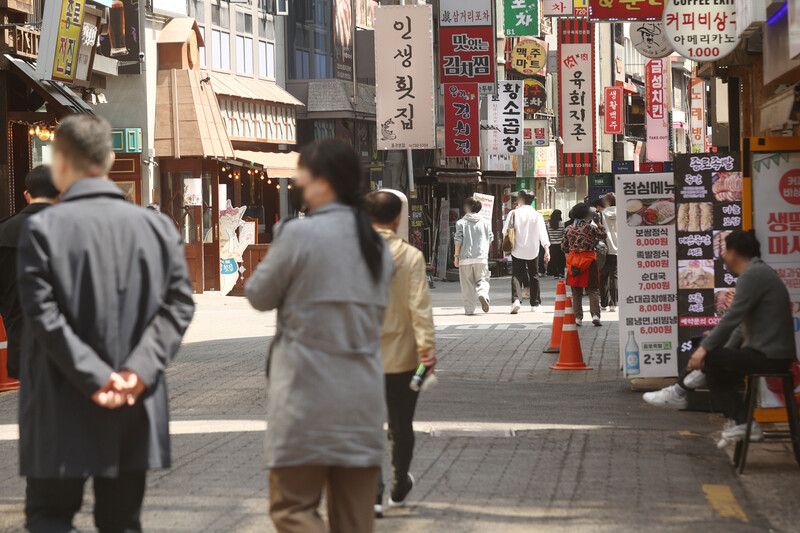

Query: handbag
[[502, 211, 515, 255]]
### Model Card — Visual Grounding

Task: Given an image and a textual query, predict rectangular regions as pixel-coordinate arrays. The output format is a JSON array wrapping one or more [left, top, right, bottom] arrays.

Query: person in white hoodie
[[454, 197, 494, 315], [600, 192, 619, 311]]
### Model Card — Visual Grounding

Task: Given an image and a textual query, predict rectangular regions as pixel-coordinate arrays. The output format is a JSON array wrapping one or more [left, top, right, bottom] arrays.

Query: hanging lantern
[[28, 127, 35, 136]]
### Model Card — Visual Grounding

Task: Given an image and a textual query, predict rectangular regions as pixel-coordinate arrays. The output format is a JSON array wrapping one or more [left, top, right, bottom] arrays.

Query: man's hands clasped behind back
[[91, 370, 147, 409]]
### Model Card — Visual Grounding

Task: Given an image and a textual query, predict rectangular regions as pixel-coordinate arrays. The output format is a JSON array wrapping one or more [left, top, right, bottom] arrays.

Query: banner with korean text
[[439, 0, 495, 94], [375, 5, 435, 150], [488, 81, 524, 156], [589, 0, 664, 21], [444, 84, 480, 157], [689, 73, 707, 153], [674, 152, 743, 370], [645, 58, 669, 162], [616, 173, 679, 378], [559, 19, 595, 176], [504, 0, 539, 37], [604, 86, 624, 135]]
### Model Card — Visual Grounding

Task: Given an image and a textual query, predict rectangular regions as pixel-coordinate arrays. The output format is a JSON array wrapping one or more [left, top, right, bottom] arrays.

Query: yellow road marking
[[702, 484, 749, 522]]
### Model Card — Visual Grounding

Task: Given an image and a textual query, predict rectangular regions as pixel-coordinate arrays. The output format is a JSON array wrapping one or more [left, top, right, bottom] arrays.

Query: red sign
[[439, 26, 496, 87], [645, 57, 669, 162], [781, 170, 800, 205], [588, 0, 665, 21], [604, 86, 624, 135], [558, 18, 595, 176], [444, 83, 480, 157], [639, 162, 663, 173]]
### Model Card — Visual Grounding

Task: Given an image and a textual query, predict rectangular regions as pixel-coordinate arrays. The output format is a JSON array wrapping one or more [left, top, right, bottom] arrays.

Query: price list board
[[674, 153, 743, 368], [616, 173, 679, 378]]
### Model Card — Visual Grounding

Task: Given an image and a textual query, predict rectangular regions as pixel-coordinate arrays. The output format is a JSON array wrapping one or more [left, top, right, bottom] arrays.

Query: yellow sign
[[511, 40, 547, 76], [51, 0, 85, 83]]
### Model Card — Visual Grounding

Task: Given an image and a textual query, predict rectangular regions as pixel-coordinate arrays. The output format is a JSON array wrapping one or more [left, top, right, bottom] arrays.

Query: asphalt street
[[0, 276, 798, 532]]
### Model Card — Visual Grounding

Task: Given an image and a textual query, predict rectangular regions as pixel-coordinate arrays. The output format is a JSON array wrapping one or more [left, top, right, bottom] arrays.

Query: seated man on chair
[[684, 230, 796, 447]]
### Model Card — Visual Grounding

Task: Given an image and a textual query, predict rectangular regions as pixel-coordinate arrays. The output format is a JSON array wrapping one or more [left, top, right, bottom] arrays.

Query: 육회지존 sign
[[663, 0, 740, 62]]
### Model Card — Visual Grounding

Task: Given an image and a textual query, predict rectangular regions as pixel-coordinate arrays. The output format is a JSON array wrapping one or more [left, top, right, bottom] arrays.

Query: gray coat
[[17, 179, 195, 478], [245, 202, 393, 468]]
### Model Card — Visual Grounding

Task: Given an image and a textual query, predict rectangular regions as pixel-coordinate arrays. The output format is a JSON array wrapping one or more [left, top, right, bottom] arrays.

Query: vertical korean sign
[[444, 84, 480, 157], [51, 0, 85, 83], [488, 81, 524, 156], [616, 173, 679, 378], [750, 150, 800, 404], [604, 86, 624, 135], [375, 6, 435, 150], [645, 58, 669, 162], [689, 73, 707, 153], [439, 0, 496, 94], [674, 153, 743, 368], [558, 19, 595, 176], [504, 0, 539, 37]]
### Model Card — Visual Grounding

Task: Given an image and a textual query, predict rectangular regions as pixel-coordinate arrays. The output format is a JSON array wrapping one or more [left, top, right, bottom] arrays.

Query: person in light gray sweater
[[688, 230, 797, 447], [454, 197, 494, 315]]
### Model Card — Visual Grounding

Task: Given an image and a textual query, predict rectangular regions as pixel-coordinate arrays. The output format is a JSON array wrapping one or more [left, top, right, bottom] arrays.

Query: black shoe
[[389, 473, 414, 507]]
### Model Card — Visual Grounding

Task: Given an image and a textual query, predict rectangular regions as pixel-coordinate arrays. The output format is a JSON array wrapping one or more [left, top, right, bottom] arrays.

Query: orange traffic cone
[[549, 296, 593, 371], [544, 280, 567, 353], [0, 316, 20, 392]]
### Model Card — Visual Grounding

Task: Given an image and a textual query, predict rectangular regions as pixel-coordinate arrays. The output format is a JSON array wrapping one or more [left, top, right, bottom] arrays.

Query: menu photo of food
[[713, 230, 732, 259], [677, 203, 713, 232], [626, 198, 675, 227], [714, 288, 736, 317], [712, 172, 743, 202], [678, 259, 715, 290]]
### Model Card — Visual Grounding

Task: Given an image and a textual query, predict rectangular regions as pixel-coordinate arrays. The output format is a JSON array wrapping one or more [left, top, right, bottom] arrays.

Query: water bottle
[[625, 331, 640, 376], [410, 363, 438, 392]]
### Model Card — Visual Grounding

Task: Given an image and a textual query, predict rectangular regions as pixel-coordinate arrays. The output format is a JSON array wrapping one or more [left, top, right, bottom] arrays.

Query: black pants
[[377, 371, 419, 500], [547, 245, 566, 278], [703, 348, 792, 424], [600, 254, 618, 308], [26, 471, 146, 533], [511, 256, 541, 305]]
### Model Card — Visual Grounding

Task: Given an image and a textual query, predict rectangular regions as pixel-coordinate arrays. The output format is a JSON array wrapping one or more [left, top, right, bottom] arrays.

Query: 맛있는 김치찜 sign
[[663, 0, 740, 61]]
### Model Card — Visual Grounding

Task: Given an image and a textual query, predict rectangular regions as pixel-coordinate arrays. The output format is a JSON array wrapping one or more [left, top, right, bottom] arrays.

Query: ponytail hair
[[298, 139, 384, 282]]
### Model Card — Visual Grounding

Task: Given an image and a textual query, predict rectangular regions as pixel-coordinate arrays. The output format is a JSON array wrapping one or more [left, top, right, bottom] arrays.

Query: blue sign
[[611, 160, 635, 174], [220, 258, 238, 275]]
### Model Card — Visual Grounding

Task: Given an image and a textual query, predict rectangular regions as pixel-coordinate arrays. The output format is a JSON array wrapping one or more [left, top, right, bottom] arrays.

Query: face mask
[[289, 184, 306, 214]]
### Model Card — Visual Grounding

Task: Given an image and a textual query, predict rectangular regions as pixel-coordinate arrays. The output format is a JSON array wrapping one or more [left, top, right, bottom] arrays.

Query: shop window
[[236, 35, 254, 75], [212, 29, 230, 70]]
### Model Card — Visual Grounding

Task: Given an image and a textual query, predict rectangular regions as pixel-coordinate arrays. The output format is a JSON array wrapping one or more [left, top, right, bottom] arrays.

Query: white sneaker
[[479, 295, 490, 313], [592, 315, 602, 327], [511, 300, 521, 314], [374, 504, 384, 518], [720, 421, 764, 445], [389, 474, 414, 507], [643, 385, 688, 410], [532, 304, 543, 312], [575, 317, 583, 327], [609, 306, 618, 312], [601, 306, 610, 312], [683, 370, 707, 389]]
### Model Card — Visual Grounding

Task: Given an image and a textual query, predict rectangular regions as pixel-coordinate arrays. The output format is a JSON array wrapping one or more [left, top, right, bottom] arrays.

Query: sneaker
[[374, 503, 384, 518], [389, 474, 414, 508], [532, 304, 543, 312], [479, 295, 490, 313], [601, 306, 610, 312], [643, 385, 688, 410], [721, 421, 764, 444], [575, 317, 583, 327], [511, 300, 521, 314], [683, 370, 707, 390], [609, 306, 618, 312], [592, 315, 602, 327]]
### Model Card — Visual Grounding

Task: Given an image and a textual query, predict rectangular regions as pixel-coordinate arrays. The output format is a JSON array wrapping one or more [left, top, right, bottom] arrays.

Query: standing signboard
[[409, 200, 425, 252], [444, 84, 480, 157], [436, 199, 451, 278], [588, 0, 664, 21], [375, 5, 435, 150], [439, 0, 495, 94], [604, 86, 624, 135], [616, 173, 679, 378], [689, 73, 707, 153], [744, 139, 800, 409], [504, 0, 539, 37], [473, 192, 496, 223], [674, 152, 743, 369], [663, 0, 740, 62], [645, 58, 669, 162], [559, 19, 595, 176]]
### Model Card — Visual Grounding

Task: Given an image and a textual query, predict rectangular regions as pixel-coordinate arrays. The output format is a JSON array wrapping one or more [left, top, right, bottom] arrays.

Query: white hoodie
[[603, 206, 619, 255]]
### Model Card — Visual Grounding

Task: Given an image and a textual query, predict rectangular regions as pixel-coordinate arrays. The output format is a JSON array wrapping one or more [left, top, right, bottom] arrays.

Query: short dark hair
[[592, 198, 604, 209], [571, 202, 591, 220], [464, 197, 482, 213], [24, 165, 59, 199], [517, 189, 535, 205], [603, 192, 616, 206], [725, 230, 761, 258], [365, 190, 403, 225], [53, 114, 114, 175]]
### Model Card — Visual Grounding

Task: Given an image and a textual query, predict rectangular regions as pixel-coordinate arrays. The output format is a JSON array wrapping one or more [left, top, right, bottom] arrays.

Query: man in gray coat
[[17, 114, 195, 532]]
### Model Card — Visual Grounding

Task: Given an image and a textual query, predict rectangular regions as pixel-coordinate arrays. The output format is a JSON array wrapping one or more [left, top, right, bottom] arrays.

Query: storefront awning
[[615, 80, 638, 95], [207, 71, 303, 107], [5, 54, 93, 115], [482, 172, 516, 185], [154, 69, 235, 159], [235, 150, 299, 178], [436, 171, 481, 184]]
